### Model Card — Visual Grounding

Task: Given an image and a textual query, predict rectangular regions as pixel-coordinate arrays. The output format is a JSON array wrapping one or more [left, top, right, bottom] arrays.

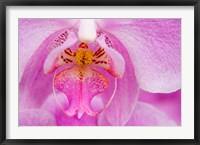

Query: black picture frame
[[0, 0, 200, 145]]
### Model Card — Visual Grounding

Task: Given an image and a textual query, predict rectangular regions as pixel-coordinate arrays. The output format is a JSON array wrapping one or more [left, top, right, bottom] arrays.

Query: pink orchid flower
[[19, 19, 181, 126]]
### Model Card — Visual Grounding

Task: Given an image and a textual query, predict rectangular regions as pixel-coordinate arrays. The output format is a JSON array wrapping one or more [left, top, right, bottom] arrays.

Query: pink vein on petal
[[98, 19, 181, 93], [41, 93, 97, 126]]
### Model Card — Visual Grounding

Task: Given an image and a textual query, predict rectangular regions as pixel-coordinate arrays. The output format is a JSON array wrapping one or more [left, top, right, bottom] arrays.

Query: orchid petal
[[98, 101, 177, 126], [97, 31, 139, 126], [19, 19, 77, 80], [98, 19, 181, 93], [125, 102, 177, 126], [43, 29, 78, 74], [139, 89, 181, 125], [19, 109, 57, 126], [20, 26, 77, 108], [94, 35, 125, 78], [41, 93, 97, 126], [54, 66, 109, 117]]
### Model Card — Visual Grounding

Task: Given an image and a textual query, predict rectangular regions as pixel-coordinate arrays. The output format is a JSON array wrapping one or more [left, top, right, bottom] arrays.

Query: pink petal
[[98, 19, 181, 93], [126, 102, 177, 126], [44, 33, 77, 74], [19, 109, 57, 126], [94, 34, 125, 78], [42, 93, 97, 126], [19, 25, 77, 109], [19, 19, 77, 80], [97, 31, 139, 126], [139, 89, 181, 125], [54, 66, 109, 117]]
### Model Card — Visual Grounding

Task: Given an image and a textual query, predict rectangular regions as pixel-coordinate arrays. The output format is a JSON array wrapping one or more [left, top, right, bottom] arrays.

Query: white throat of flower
[[78, 19, 97, 43]]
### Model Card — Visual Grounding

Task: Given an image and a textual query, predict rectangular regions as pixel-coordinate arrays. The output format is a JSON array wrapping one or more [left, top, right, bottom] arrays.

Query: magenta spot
[[49, 31, 69, 50]]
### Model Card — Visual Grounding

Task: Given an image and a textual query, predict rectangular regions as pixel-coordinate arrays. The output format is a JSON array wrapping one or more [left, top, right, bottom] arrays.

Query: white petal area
[[78, 19, 97, 43]]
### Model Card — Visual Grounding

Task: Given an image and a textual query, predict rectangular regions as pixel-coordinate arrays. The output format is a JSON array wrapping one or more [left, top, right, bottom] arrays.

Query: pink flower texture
[[19, 19, 181, 126]]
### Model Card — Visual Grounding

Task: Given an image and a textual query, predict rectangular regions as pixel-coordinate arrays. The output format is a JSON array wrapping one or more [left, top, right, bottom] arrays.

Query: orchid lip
[[53, 69, 118, 118]]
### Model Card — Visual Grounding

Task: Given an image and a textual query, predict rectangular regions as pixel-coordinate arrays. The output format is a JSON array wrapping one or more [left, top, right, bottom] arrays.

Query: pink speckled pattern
[[43, 29, 78, 74], [54, 68, 109, 117], [95, 32, 125, 78]]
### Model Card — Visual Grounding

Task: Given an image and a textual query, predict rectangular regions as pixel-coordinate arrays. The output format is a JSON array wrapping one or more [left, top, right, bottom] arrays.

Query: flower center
[[75, 48, 93, 66]]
